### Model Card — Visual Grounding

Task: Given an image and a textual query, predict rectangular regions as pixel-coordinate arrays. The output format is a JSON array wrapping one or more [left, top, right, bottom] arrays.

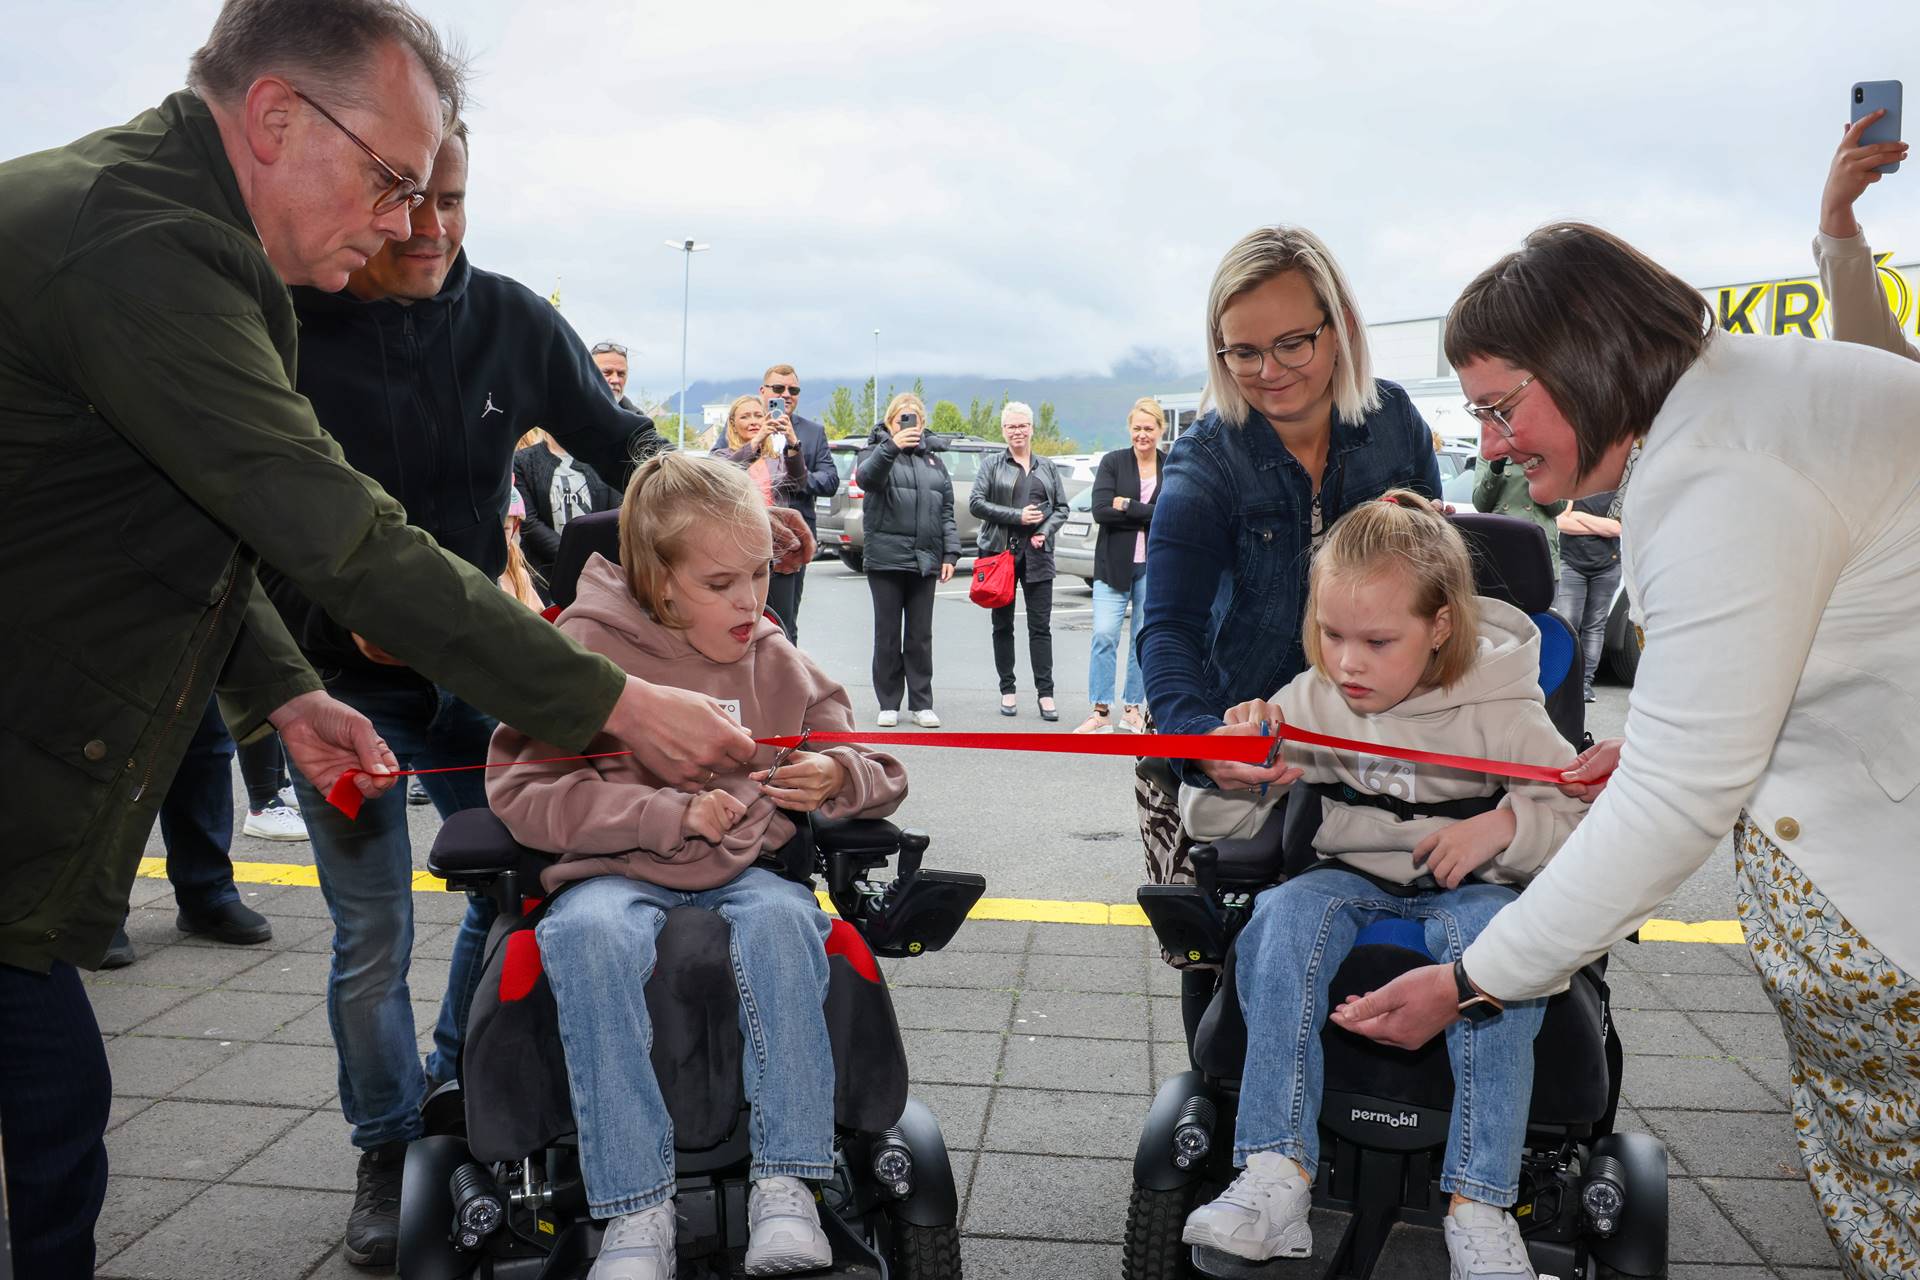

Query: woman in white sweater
[[1331, 223, 1920, 1279]]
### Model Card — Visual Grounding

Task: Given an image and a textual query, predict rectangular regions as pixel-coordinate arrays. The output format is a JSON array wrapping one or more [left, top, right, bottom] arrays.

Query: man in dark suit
[[760, 362, 840, 641]]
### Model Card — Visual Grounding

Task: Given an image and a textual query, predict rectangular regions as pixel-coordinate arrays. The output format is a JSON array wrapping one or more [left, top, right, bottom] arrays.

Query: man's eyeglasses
[[291, 87, 425, 216], [764, 383, 800, 396], [1216, 320, 1329, 377], [592, 342, 629, 356], [1462, 374, 1537, 442]]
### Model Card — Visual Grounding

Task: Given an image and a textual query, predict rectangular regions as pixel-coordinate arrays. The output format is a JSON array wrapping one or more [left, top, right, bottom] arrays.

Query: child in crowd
[[498, 486, 546, 608], [1179, 491, 1587, 1279], [487, 452, 908, 1280]]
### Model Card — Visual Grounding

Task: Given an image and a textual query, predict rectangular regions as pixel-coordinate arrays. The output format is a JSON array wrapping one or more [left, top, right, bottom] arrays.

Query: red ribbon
[[323, 728, 1572, 818]]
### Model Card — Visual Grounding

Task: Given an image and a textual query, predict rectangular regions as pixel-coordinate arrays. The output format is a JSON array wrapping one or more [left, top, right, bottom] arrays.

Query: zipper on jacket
[[402, 311, 440, 525], [131, 552, 240, 803]]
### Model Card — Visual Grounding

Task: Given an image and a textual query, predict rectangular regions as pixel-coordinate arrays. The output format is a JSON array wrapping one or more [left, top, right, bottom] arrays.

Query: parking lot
[[93, 559, 1839, 1278]]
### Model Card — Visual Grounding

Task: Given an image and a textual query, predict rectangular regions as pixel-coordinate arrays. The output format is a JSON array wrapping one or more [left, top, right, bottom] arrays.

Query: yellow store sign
[[1714, 255, 1916, 337]]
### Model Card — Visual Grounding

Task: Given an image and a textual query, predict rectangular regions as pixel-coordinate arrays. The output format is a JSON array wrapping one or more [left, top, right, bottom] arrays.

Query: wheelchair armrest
[[811, 816, 905, 861], [1208, 814, 1288, 888], [425, 809, 554, 904]]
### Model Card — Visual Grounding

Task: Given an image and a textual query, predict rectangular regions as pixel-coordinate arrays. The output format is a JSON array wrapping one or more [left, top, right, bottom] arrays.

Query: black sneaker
[[407, 776, 432, 806], [345, 1140, 407, 1268], [101, 926, 137, 970], [175, 899, 274, 946]]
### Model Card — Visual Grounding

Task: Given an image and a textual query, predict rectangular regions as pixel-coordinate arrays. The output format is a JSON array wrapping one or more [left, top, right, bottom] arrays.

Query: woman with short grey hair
[[970, 401, 1070, 719]]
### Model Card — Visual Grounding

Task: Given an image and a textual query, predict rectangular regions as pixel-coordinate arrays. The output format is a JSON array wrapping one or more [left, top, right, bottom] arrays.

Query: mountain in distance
[[666, 350, 1206, 452]]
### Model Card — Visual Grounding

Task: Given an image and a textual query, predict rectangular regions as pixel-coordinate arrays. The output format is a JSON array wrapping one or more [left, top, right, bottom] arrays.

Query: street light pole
[[664, 238, 710, 449], [872, 328, 880, 431]]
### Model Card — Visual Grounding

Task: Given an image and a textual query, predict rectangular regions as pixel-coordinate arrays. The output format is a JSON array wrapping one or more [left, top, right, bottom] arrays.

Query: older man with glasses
[[591, 339, 641, 409], [0, 2, 808, 1274]]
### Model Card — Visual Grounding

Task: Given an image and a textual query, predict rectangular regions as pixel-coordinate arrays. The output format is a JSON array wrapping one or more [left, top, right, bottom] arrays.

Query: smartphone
[[898, 413, 919, 429], [766, 398, 788, 419], [1853, 80, 1903, 174]]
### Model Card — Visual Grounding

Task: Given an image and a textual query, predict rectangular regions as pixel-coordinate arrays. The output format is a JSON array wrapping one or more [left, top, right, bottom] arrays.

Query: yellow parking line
[[139, 857, 1741, 943]]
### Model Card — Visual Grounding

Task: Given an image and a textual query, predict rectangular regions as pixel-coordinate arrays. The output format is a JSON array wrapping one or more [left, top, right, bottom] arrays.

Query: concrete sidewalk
[[84, 873, 1840, 1279]]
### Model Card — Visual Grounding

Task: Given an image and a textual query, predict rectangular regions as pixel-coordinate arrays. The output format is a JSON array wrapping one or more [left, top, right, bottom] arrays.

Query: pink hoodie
[[487, 555, 908, 893]]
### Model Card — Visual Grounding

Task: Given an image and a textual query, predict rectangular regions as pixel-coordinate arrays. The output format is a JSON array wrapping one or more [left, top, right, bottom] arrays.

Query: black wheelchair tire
[[890, 1219, 961, 1279], [1123, 1182, 1198, 1280]]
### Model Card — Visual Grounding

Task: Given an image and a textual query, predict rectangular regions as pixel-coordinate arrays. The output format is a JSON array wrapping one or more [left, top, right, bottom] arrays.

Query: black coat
[[855, 427, 961, 576], [969, 450, 1070, 581], [513, 444, 621, 588], [1090, 447, 1163, 592]]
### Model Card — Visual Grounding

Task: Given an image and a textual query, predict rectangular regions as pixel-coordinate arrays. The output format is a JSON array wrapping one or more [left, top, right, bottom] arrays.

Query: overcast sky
[[7, 0, 1920, 400]]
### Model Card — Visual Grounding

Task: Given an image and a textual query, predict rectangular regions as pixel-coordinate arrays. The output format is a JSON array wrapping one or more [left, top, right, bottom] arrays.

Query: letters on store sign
[[1713, 253, 1914, 338]]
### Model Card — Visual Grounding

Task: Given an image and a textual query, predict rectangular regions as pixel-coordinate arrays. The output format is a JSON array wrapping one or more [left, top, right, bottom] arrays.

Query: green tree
[[964, 394, 1007, 439], [822, 384, 864, 439], [1031, 400, 1078, 455], [930, 400, 966, 437]]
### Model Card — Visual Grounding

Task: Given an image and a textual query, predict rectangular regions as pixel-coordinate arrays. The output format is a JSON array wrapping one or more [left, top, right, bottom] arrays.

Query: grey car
[[824, 436, 1001, 573]]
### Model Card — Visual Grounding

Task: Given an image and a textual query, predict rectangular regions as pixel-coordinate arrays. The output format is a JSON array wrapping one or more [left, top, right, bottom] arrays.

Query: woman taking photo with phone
[[970, 401, 1069, 720], [856, 393, 959, 728], [713, 394, 808, 626], [1076, 398, 1167, 734]]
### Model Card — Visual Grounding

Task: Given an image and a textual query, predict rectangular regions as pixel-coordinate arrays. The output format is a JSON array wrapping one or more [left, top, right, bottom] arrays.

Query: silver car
[[825, 437, 998, 573]]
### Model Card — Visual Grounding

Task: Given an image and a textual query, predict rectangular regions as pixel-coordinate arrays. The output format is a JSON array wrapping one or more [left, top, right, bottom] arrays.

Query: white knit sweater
[[1463, 330, 1920, 999]]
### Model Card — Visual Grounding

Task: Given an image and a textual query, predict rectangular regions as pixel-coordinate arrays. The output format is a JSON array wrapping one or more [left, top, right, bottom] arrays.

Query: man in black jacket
[[760, 362, 839, 640], [263, 124, 667, 1267]]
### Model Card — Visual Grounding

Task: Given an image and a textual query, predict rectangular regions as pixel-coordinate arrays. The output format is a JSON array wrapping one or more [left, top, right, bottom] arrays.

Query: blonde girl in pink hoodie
[[487, 452, 907, 1280]]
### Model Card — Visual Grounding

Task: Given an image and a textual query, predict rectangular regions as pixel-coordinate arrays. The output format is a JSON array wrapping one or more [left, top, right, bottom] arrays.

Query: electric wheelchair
[[396, 509, 988, 1279], [1127, 513, 1670, 1280]]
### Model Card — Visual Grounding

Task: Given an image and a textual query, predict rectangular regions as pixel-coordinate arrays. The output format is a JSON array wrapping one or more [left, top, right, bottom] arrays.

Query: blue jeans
[[156, 695, 242, 916], [1554, 560, 1622, 699], [1233, 868, 1546, 1205], [537, 869, 836, 1219], [288, 677, 499, 1149], [1089, 574, 1147, 709]]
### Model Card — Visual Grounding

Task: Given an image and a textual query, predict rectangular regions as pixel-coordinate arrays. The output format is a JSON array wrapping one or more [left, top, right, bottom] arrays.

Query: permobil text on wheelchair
[[395, 509, 988, 1279], [1128, 513, 1670, 1280]]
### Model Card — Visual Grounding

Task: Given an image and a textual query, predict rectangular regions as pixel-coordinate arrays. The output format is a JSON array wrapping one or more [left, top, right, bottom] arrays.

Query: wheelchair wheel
[[889, 1218, 961, 1279], [1123, 1182, 1198, 1279]]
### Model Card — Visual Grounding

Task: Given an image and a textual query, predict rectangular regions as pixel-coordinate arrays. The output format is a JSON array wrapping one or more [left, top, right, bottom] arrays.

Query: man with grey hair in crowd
[[0, 1, 809, 1273]]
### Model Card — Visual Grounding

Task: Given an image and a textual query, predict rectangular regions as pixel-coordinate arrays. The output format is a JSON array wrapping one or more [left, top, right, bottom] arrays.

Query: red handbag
[[969, 549, 1017, 608]]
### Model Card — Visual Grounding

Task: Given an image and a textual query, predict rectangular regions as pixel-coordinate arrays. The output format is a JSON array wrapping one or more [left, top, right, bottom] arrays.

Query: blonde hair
[[618, 452, 771, 629], [884, 392, 926, 429], [499, 517, 544, 609], [1203, 225, 1382, 429], [1127, 397, 1168, 433], [725, 394, 778, 458], [1303, 489, 1480, 691], [515, 427, 547, 451], [761, 362, 797, 385]]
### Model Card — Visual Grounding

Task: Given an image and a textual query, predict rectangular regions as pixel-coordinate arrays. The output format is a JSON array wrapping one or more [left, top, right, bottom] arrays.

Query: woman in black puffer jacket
[[969, 402, 1069, 720], [856, 393, 960, 727]]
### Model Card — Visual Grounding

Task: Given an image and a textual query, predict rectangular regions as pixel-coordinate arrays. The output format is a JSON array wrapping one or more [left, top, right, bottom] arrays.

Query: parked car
[[812, 440, 864, 560], [1055, 482, 1099, 586], [826, 434, 997, 573]]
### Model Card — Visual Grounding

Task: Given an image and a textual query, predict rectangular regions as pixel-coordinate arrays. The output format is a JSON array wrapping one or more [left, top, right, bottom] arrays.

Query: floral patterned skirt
[[1734, 814, 1920, 1278]]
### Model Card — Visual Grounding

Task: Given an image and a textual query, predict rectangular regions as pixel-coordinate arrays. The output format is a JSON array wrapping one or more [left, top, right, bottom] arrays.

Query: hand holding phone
[[1853, 81, 1904, 174], [1823, 82, 1908, 238]]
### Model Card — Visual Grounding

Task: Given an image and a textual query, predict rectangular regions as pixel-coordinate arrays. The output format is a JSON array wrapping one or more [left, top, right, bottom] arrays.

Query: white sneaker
[[276, 785, 302, 813], [912, 709, 941, 728], [1443, 1202, 1535, 1280], [876, 709, 899, 728], [1181, 1152, 1313, 1261], [744, 1177, 831, 1275], [590, 1201, 675, 1279], [243, 801, 309, 842]]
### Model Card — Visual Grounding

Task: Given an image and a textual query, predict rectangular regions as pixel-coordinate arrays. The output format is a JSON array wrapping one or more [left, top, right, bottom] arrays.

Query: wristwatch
[[1453, 960, 1505, 1024]]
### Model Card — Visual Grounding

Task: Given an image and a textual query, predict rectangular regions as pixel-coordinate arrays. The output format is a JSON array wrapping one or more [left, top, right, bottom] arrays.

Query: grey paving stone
[[1000, 1033, 1151, 1095], [893, 985, 1018, 1034], [413, 921, 461, 959], [1647, 973, 1778, 1016], [280, 918, 346, 953], [104, 1033, 243, 1097], [1667, 1177, 1763, 1264], [901, 1029, 1006, 1088], [951, 920, 1035, 953], [218, 949, 332, 995], [137, 987, 324, 1041], [1700, 1177, 1841, 1268], [886, 949, 1023, 990], [1010, 988, 1151, 1041], [174, 1042, 341, 1109], [962, 1236, 1125, 1279], [1022, 950, 1149, 995], [964, 1150, 1131, 1240], [1029, 921, 1151, 957], [982, 1087, 1146, 1159], [93, 1175, 207, 1267], [108, 1094, 156, 1133], [1616, 941, 1751, 976], [85, 980, 200, 1035], [415, 888, 477, 923], [265, 1000, 336, 1046], [1150, 995, 1188, 1044], [1148, 960, 1191, 996], [126, 876, 179, 910], [1739, 1055, 1795, 1106], [1619, 1054, 1786, 1112], [105, 1099, 305, 1180], [120, 905, 190, 948], [1638, 1108, 1806, 1180], [104, 941, 276, 990], [1666, 1268, 1776, 1280], [1612, 1008, 1725, 1057], [1604, 970, 1669, 1010], [263, 885, 336, 917], [912, 1083, 991, 1151], [408, 954, 455, 1000], [1693, 1011, 1793, 1061], [1776, 1269, 1849, 1280], [97, 1182, 351, 1280], [228, 1107, 358, 1191]]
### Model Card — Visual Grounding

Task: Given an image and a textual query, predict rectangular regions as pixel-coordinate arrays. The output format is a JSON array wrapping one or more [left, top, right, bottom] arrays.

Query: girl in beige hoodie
[[486, 453, 907, 1279], [1180, 492, 1587, 1279]]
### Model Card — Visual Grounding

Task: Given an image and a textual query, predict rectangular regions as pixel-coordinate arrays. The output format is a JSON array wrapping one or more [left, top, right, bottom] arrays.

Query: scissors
[[763, 728, 812, 785]]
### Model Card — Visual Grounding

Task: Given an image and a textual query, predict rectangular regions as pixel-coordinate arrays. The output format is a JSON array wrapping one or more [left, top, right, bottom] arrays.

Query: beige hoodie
[[487, 555, 908, 893], [1180, 597, 1587, 887]]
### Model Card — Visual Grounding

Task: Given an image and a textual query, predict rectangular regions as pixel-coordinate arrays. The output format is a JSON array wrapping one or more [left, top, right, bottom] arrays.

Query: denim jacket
[[1136, 381, 1441, 743]]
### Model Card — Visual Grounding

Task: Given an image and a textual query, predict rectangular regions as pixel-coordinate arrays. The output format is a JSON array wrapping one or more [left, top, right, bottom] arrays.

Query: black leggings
[[991, 557, 1054, 697], [235, 730, 289, 810]]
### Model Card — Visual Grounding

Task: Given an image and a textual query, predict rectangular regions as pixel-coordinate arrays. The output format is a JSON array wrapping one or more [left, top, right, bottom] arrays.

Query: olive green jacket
[[1471, 461, 1571, 578], [0, 93, 628, 974]]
